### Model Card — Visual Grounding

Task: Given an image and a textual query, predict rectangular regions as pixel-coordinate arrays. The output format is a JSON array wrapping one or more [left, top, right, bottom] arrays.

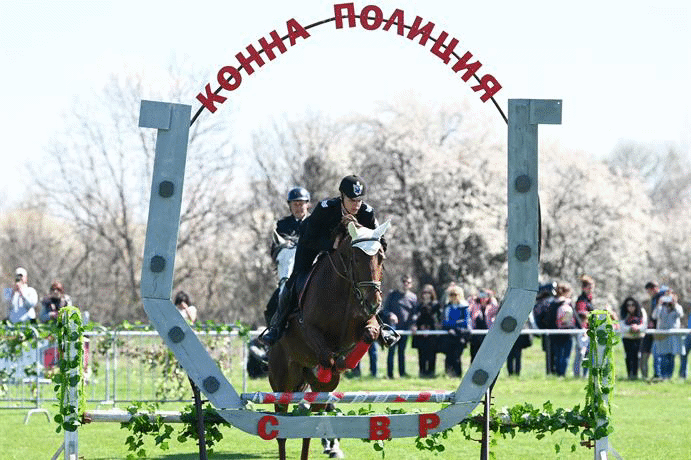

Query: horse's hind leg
[[320, 403, 344, 458], [301, 438, 310, 460], [321, 438, 332, 454]]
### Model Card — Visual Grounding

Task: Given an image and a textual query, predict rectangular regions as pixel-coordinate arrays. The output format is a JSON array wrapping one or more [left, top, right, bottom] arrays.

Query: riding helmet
[[339, 175, 366, 199], [287, 187, 310, 202]]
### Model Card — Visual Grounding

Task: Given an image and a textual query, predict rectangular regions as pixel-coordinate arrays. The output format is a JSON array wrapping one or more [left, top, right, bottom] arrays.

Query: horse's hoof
[[329, 449, 345, 458]]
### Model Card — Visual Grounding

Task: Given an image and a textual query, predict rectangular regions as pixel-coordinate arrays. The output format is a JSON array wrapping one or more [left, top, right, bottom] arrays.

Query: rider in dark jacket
[[264, 187, 311, 325], [261, 175, 392, 346], [275, 187, 310, 239]]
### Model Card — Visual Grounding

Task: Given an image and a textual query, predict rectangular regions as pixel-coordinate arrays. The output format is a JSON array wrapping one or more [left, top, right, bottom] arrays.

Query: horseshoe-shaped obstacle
[[138, 97, 561, 440]]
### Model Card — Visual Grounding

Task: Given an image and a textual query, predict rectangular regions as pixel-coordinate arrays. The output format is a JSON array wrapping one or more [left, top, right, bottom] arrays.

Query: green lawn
[[1, 341, 690, 459]]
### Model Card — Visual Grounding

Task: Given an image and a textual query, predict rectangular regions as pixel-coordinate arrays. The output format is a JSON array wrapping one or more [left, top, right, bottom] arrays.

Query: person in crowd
[[533, 282, 558, 374], [572, 275, 595, 377], [441, 285, 471, 377], [652, 292, 685, 379], [411, 284, 441, 378], [7, 267, 38, 324], [644, 281, 668, 378], [382, 275, 417, 378], [468, 289, 499, 362], [39, 281, 73, 323], [174, 290, 197, 324], [618, 296, 647, 380], [550, 282, 576, 377], [261, 175, 395, 348]]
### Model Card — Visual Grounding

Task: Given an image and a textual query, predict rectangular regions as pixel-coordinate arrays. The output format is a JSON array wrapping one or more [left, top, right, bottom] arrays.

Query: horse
[[267, 218, 390, 460], [273, 230, 298, 291]]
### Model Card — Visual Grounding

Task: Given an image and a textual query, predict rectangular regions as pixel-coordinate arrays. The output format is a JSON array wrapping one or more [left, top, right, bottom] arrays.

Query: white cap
[[659, 295, 674, 304], [15, 267, 27, 278]]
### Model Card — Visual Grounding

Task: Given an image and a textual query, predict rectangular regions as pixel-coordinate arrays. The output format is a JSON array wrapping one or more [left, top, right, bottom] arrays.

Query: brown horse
[[268, 218, 390, 460]]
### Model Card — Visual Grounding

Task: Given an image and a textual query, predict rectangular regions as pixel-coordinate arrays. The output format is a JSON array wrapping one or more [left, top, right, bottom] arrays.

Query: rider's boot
[[261, 283, 293, 346]]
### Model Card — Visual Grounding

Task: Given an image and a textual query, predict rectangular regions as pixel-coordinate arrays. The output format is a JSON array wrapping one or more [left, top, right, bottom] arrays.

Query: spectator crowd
[[353, 275, 689, 381]]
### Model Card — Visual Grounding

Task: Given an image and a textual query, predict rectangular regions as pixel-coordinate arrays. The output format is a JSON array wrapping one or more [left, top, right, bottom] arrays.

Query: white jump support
[[138, 101, 242, 410], [138, 98, 561, 440]]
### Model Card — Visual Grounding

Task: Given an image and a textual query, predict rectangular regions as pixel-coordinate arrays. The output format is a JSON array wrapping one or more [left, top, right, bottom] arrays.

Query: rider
[[274, 187, 311, 247], [263, 187, 311, 325], [261, 175, 397, 347]]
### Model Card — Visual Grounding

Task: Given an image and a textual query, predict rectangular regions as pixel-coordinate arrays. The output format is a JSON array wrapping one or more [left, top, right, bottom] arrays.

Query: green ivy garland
[[119, 401, 230, 459]]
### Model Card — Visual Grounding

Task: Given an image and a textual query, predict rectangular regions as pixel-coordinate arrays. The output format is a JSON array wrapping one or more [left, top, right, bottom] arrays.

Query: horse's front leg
[[301, 324, 337, 369], [274, 403, 288, 460], [277, 438, 287, 460]]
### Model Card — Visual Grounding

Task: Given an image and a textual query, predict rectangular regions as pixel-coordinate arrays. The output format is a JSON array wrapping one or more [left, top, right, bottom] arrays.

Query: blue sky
[[1, 0, 689, 207]]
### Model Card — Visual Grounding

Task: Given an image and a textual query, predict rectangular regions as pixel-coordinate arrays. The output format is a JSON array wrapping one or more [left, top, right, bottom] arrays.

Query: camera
[[15, 275, 23, 282]]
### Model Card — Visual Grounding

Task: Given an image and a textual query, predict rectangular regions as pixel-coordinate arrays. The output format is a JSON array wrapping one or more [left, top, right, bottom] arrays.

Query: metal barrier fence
[[2, 327, 689, 413], [1, 328, 249, 410]]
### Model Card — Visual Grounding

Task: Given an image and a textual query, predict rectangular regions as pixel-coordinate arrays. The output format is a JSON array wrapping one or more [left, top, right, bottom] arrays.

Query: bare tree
[[30, 68, 242, 324]]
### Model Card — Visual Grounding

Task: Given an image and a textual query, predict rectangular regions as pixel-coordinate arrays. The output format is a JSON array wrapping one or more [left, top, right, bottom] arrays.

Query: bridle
[[328, 236, 383, 316]]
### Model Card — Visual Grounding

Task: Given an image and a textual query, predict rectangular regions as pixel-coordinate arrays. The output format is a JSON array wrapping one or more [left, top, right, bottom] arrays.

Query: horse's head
[[272, 231, 298, 282], [335, 219, 390, 317]]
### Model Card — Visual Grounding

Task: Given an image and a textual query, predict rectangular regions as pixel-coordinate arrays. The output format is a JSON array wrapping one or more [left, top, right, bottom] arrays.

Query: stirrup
[[378, 324, 400, 348]]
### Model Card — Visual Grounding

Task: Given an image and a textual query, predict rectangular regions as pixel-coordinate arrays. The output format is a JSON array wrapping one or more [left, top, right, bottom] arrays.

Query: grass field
[[1, 340, 690, 459]]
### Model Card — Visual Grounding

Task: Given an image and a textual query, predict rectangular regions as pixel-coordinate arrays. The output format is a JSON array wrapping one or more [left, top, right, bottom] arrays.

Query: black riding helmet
[[287, 187, 310, 202], [339, 175, 366, 199]]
